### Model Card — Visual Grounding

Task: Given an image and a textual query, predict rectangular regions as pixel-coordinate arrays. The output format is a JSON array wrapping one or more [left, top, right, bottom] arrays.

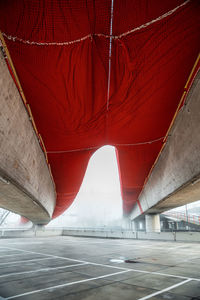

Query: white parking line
[[0, 257, 55, 266], [127, 268, 200, 282], [1, 246, 200, 282], [0, 253, 30, 258], [0, 262, 88, 278], [146, 270, 200, 282], [137, 278, 192, 300], [0, 247, 14, 250], [0, 242, 42, 245], [0, 249, 16, 252], [0, 246, 131, 271], [5, 270, 131, 299]]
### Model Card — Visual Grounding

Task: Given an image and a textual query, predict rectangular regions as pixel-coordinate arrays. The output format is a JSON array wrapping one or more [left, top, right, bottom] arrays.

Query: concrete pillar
[[34, 224, 45, 231], [145, 214, 161, 232], [131, 220, 136, 231]]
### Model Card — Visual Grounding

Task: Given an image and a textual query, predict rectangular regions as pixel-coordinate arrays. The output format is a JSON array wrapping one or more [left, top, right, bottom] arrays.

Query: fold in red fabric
[[0, 0, 199, 218]]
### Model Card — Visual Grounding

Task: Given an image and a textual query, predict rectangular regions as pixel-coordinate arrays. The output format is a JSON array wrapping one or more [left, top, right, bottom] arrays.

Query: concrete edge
[[130, 71, 200, 219], [1, 228, 200, 243], [0, 168, 51, 223], [0, 47, 56, 224]]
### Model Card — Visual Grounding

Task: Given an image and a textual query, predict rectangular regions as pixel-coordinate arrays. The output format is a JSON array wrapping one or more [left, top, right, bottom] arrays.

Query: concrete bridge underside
[[130, 71, 200, 222], [0, 53, 56, 224], [0, 47, 200, 225]]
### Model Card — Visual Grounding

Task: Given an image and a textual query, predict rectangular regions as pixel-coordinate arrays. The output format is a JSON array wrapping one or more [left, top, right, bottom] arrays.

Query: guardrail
[[163, 211, 200, 225]]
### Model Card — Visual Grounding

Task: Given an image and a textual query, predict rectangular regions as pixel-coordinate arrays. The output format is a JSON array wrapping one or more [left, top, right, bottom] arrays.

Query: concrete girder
[[0, 53, 56, 224], [130, 71, 200, 220]]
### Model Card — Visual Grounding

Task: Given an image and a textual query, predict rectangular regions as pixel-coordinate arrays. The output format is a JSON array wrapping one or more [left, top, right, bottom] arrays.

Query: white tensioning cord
[[106, 0, 114, 111], [46, 136, 165, 153]]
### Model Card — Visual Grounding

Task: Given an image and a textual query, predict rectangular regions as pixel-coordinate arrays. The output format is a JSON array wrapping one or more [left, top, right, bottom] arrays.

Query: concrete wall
[[61, 229, 176, 241], [62, 228, 138, 239], [1, 228, 200, 242], [0, 54, 56, 224], [0, 228, 63, 238], [130, 71, 200, 219], [62, 229, 200, 242]]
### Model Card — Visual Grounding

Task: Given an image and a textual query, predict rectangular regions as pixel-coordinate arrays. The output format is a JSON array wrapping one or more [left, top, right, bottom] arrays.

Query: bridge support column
[[145, 214, 161, 233]]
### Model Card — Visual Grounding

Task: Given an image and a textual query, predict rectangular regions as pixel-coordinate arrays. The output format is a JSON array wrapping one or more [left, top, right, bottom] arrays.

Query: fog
[[47, 145, 123, 228], [1, 145, 200, 229]]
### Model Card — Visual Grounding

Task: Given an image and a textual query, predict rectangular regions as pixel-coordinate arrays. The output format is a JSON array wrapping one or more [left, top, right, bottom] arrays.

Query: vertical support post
[[185, 204, 189, 230], [145, 214, 161, 233]]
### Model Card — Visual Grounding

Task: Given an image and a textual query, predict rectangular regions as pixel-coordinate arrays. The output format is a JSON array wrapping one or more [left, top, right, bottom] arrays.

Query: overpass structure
[[130, 70, 200, 232], [0, 55, 56, 224], [0, 0, 200, 227], [163, 211, 200, 226]]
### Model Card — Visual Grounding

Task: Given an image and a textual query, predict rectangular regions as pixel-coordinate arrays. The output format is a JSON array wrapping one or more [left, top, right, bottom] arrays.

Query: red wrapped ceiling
[[0, 0, 199, 219]]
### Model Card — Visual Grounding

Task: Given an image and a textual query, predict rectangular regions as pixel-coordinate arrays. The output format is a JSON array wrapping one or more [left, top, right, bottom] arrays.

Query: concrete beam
[[130, 71, 200, 219], [0, 54, 56, 224]]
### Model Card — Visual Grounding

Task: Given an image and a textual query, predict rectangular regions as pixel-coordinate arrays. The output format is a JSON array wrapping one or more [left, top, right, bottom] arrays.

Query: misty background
[[1, 145, 200, 228]]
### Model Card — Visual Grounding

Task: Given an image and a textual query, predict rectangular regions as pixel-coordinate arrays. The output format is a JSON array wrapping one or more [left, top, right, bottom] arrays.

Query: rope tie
[[47, 136, 165, 153], [1, 0, 190, 46]]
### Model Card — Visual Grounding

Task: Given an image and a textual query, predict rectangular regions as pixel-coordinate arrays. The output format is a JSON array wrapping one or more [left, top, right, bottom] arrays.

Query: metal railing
[[163, 211, 200, 226]]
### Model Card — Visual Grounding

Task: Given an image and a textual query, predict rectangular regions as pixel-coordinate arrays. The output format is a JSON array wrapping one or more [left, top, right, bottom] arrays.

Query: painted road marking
[[0, 257, 55, 266], [138, 278, 192, 300], [5, 270, 131, 299], [0, 263, 88, 278], [0, 249, 17, 252], [0, 253, 30, 258], [0, 242, 43, 245], [0, 246, 131, 271], [1, 246, 200, 282]]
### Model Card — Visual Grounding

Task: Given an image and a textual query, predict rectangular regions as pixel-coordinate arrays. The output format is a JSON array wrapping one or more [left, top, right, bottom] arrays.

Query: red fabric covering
[[0, 0, 199, 218], [20, 216, 29, 225]]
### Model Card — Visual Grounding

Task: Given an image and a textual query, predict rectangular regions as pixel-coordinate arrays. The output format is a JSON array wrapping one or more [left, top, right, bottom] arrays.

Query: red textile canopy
[[0, 0, 199, 218]]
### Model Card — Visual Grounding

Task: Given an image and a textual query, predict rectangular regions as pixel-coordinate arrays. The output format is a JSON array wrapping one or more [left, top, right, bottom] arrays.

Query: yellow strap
[[0, 31, 27, 105], [48, 164, 56, 191], [163, 91, 186, 143], [0, 31, 56, 191], [184, 53, 200, 89], [26, 104, 39, 135], [39, 134, 48, 163], [139, 53, 200, 198]]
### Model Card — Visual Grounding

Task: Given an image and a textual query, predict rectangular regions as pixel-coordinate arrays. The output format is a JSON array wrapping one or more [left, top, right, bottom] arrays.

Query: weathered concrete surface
[[0, 54, 56, 224], [1, 228, 200, 242], [1, 236, 200, 299], [145, 214, 161, 233], [0, 228, 63, 238], [130, 71, 200, 219]]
